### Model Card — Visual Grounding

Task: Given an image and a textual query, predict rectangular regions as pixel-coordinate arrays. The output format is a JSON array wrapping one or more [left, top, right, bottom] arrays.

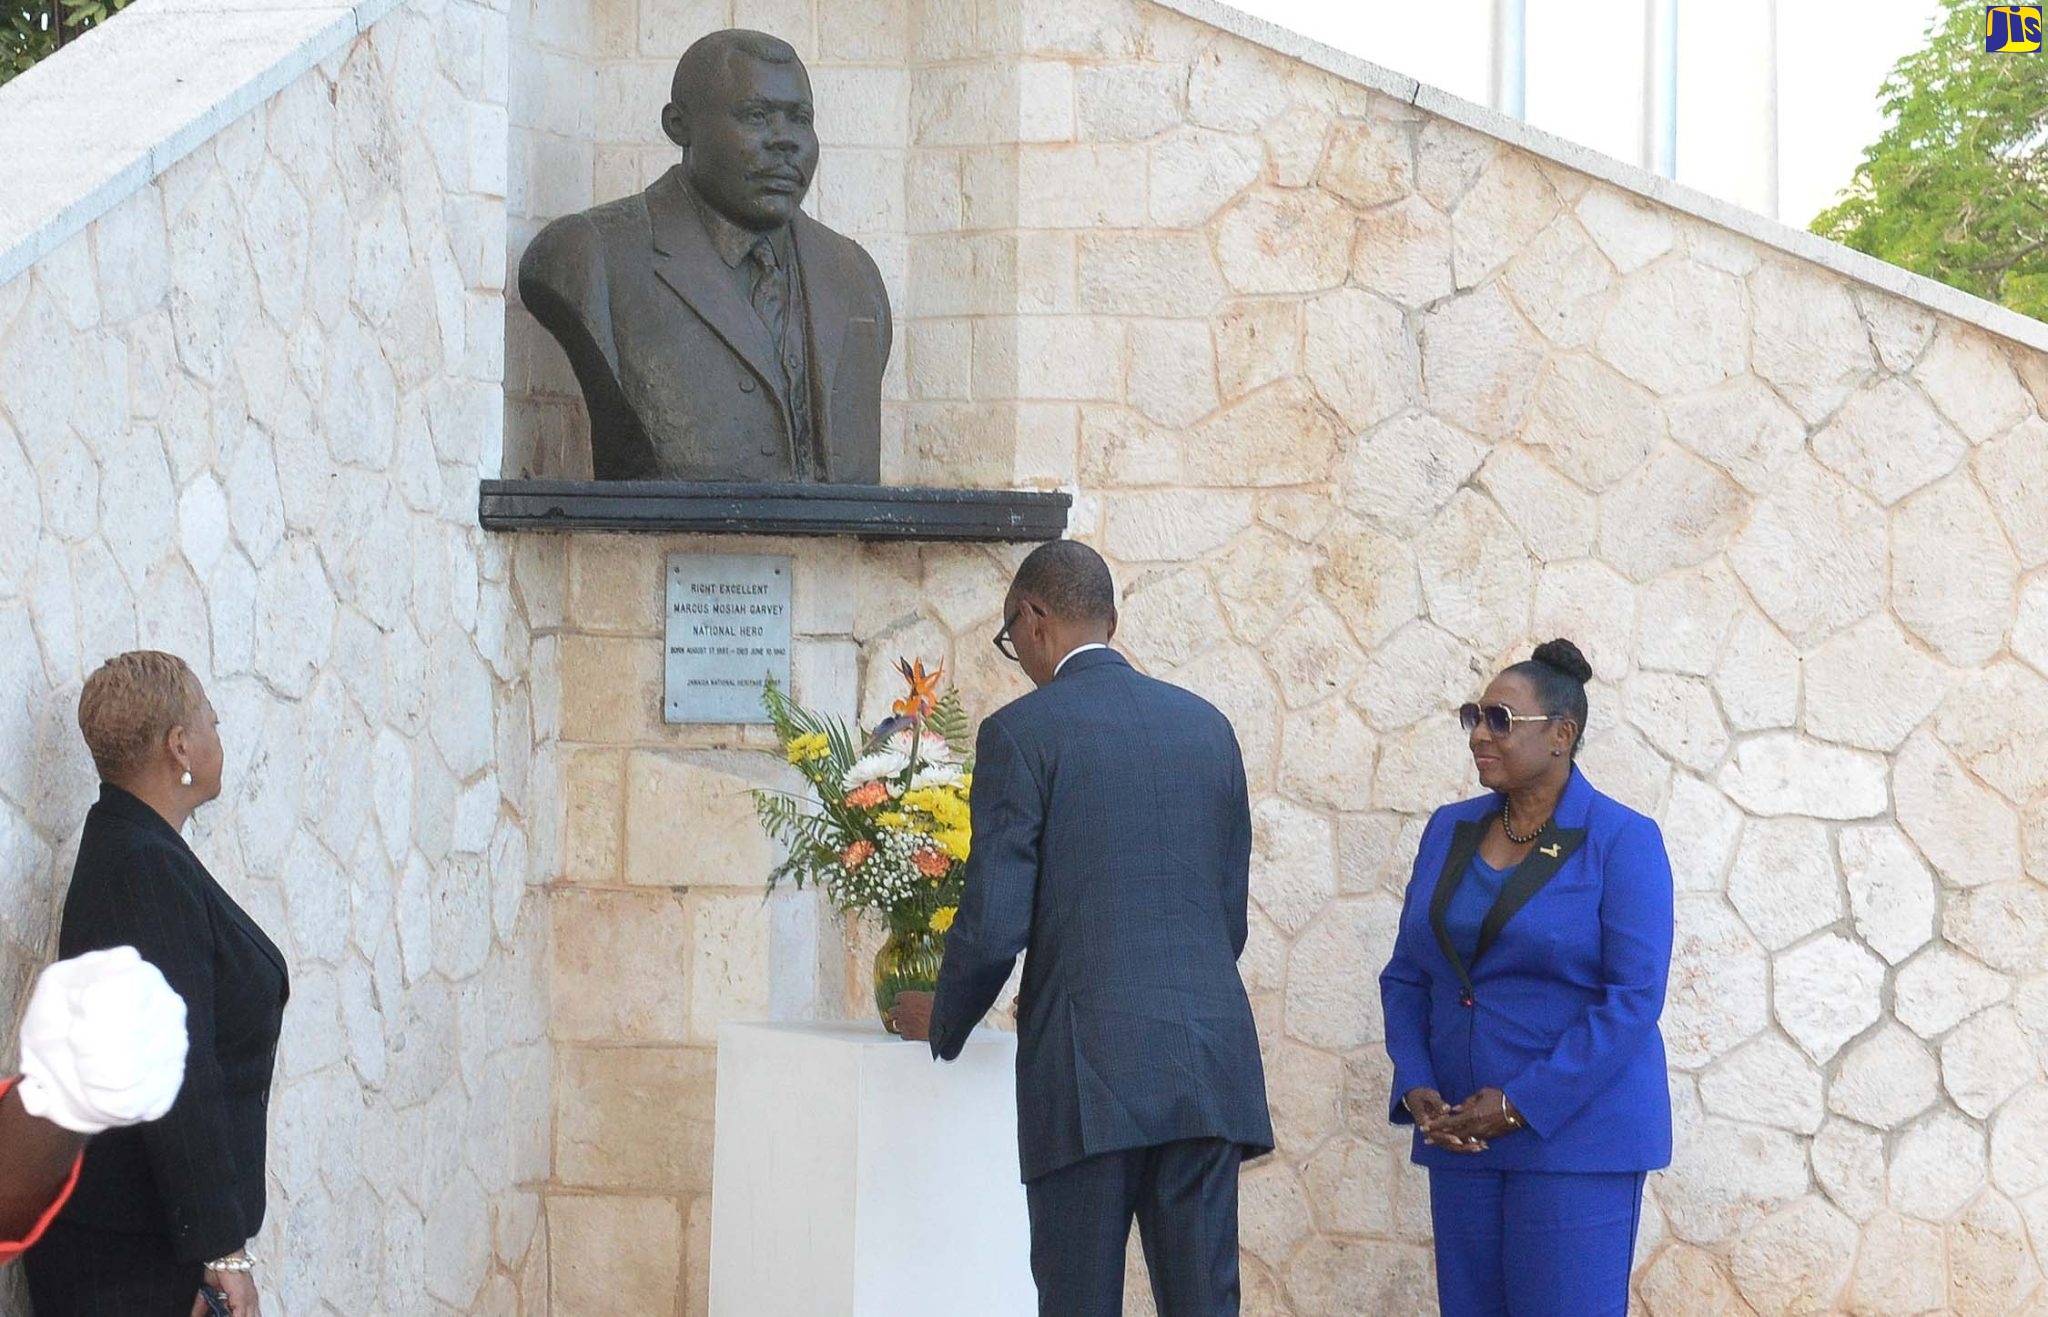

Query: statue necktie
[[748, 238, 788, 367], [748, 236, 816, 477]]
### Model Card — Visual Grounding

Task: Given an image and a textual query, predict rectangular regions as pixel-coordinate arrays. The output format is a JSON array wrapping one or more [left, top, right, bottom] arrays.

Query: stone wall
[[0, 3, 553, 1312], [941, 6, 2048, 1312], [509, 1, 2048, 1313]]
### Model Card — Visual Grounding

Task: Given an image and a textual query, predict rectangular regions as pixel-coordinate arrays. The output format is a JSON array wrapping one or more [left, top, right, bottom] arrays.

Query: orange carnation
[[840, 839, 875, 869], [911, 847, 952, 878], [845, 781, 890, 809]]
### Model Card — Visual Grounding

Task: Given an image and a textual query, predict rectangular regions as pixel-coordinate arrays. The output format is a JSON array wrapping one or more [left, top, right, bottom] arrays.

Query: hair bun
[[1531, 638, 1592, 684]]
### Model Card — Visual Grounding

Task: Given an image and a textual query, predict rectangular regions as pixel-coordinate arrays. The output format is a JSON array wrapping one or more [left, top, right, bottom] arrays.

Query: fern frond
[[927, 687, 973, 757]]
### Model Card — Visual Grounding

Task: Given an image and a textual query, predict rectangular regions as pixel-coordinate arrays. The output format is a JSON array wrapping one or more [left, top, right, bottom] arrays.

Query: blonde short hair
[[77, 652, 205, 782]]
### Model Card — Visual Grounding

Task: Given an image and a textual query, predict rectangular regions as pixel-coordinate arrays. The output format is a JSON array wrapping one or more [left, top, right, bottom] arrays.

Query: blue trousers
[[1427, 1166, 1646, 1317], [1024, 1138, 1242, 1317]]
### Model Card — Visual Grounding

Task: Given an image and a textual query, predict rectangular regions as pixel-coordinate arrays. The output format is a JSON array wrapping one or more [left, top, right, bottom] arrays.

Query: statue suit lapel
[[646, 169, 789, 411], [792, 213, 848, 404]]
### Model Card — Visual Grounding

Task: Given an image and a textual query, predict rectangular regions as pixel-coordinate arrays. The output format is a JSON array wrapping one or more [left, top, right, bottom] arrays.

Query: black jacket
[[54, 785, 288, 1262], [928, 648, 1274, 1181]]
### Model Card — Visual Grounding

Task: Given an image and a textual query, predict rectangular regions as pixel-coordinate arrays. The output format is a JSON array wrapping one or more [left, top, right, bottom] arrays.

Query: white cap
[[17, 947, 189, 1135]]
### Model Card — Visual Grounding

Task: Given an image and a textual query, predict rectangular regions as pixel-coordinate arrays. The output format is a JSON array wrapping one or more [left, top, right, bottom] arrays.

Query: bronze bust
[[518, 30, 892, 483]]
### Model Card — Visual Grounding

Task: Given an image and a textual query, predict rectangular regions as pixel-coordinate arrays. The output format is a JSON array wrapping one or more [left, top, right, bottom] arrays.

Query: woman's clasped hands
[[1403, 1086, 1523, 1153]]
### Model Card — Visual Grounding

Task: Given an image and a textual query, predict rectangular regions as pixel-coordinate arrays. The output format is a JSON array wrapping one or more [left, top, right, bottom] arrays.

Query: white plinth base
[[709, 1021, 1036, 1317]]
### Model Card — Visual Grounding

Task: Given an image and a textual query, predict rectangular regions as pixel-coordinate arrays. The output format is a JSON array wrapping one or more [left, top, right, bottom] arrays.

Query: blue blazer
[[1380, 766, 1674, 1173], [929, 648, 1274, 1182]]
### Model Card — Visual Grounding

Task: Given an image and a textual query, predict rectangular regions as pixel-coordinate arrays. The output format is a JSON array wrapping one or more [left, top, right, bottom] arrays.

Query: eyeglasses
[[1458, 702, 1563, 737], [992, 605, 1028, 663]]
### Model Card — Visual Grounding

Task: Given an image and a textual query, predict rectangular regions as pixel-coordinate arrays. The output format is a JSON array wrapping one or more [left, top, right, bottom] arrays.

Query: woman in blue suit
[[1380, 639, 1673, 1317]]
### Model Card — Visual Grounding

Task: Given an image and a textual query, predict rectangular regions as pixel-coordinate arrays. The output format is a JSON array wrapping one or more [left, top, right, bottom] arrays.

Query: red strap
[[0, 1076, 84, 1263]]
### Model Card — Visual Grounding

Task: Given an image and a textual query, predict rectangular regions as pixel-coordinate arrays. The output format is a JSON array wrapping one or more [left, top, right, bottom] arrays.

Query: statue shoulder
[[794, 213, 890, 306], [518, 194, 655, 309], [524, 193, 649, 265]]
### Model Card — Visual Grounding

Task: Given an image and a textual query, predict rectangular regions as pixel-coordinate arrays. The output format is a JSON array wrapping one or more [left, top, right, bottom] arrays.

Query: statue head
[[662, 30, 819, 232]]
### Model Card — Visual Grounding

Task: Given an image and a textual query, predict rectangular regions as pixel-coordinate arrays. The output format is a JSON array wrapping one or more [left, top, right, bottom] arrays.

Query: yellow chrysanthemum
[[901, 785, 971, 831], [930, 906, 957, 934], [877, 811, 908, 829], [936, 828, 971, 861], [785, 732, 831, 765]]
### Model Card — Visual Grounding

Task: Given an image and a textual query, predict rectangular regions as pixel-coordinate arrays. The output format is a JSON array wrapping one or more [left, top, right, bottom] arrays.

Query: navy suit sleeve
[[1224, 730, 1251, 960], [1380, 812, 1445, 1124], [65, 850, 248, 1262], [1501, 814, 1675, 1138], [929, 716, 1043, 1062]]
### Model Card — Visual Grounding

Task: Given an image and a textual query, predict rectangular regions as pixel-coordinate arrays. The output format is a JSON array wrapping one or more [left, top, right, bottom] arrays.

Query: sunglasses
[[1458, 702, 1563, 737]]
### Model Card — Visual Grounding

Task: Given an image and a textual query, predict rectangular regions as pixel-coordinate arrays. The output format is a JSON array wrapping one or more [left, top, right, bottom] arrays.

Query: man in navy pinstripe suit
[[891, 540, 1272, 1317]]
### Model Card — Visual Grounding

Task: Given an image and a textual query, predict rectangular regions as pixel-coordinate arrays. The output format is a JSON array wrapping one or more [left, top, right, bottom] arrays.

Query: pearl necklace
[[1501, 798, 1548, 845]]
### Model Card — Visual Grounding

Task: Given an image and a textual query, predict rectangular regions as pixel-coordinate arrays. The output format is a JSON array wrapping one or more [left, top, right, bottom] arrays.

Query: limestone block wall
[[490, 0, 2048, 1313], [906, 5, 2048, 1312], [0, 5, 553, 1313], [48, 0, 2048, 1311]]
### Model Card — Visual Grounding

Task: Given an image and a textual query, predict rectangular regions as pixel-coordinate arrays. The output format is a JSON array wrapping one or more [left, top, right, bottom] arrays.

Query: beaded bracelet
[[205, 1255, 254, 1274]]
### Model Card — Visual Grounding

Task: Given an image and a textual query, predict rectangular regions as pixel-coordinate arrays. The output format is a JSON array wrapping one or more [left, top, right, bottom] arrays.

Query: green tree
[[2, 0, 136, 87], [1813, 0, 2048, 319]]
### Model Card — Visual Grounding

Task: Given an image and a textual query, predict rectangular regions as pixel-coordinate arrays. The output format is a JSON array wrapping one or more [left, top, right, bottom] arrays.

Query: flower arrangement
[[752, 659, 974, 1025]]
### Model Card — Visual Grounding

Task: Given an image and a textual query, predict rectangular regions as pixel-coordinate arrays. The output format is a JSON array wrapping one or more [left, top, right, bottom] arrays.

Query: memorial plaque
[[664, 553, 793, 724]]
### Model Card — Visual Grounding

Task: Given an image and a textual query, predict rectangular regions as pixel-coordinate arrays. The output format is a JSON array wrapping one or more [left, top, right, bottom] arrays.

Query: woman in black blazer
[[24, 652, 288, 1317]]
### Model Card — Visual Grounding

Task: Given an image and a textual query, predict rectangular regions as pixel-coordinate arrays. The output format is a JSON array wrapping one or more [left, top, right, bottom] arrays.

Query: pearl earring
[[179, 770, 193, 787]]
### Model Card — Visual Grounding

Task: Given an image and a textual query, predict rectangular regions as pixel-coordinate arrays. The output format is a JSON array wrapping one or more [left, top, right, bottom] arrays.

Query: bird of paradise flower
[[894, 658, 943, 719]]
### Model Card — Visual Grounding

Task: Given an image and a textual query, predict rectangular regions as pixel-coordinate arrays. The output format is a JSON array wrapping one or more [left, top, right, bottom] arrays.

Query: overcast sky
[[1225, 0, 1946, 228]]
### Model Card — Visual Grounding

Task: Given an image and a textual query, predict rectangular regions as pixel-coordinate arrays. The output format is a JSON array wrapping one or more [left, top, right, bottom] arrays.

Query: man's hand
[[18, 947, 188, 1135], [887, 991, 934, 1043]]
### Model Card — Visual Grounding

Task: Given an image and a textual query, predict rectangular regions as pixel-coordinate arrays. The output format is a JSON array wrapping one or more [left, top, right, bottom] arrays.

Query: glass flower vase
[[874, 909, 946, 1031]]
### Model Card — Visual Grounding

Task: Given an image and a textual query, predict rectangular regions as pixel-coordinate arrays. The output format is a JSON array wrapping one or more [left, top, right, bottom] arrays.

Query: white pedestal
[[709, 1021, 1036, 1317]]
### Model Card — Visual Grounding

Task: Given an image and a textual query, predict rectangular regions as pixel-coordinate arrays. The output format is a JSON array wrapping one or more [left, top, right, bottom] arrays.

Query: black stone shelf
[[478, 480, 1071, 542]]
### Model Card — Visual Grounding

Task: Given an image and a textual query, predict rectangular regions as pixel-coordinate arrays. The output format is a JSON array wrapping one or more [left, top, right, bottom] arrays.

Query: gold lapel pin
[[1540, 843, 1561, 858]]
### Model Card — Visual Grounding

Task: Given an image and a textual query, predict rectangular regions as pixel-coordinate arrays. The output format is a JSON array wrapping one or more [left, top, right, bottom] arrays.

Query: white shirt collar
[[1054, 643, 1111, 676]]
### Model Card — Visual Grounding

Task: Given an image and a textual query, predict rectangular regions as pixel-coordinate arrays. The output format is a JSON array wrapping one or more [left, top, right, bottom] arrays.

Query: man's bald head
[[1010, 540, 1117, 626], [1001, 541, 1118, 688]]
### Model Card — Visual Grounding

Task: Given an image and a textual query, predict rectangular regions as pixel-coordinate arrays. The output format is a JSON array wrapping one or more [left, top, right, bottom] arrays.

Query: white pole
[[1644, 0, 1679, 176], [1493, 0, 1528, 119], [1762, 0, 1780, 217]]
